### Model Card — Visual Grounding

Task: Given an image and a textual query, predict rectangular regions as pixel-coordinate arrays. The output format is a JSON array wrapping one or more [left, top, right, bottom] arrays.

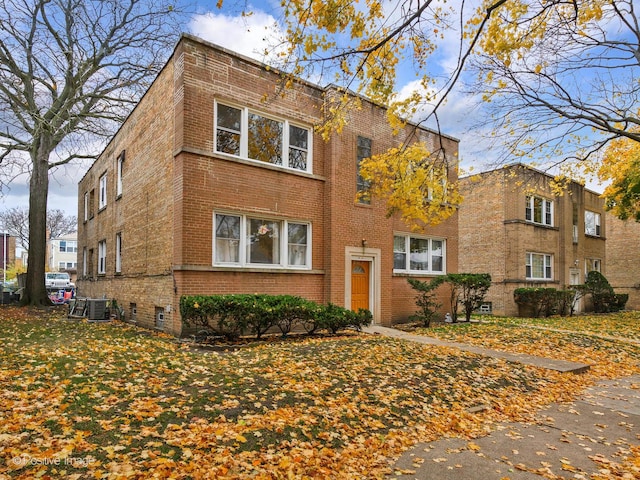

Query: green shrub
[[407, 277, 444, 327], [514, 287, 559, 317], [180, 294, 371, 340]]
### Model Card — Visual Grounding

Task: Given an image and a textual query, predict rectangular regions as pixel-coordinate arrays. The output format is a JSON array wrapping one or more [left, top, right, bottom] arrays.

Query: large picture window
[[525, 196, 553, 226], [585, 211, 601, 236], [214, 102, 312, 172], [526, 252, 552, 280], [214, 213, 310, 268], [393, 235, 445, 274]]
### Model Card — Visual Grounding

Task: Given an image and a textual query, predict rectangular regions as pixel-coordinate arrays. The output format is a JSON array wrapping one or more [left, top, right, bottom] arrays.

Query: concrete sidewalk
[[363, 325, 591, 373], [361, 325, 638, 479], [390, 375, 640, 479]]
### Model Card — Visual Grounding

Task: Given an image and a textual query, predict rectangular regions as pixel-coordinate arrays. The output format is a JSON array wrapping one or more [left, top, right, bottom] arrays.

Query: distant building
[[605, 213, 640, 310], [48, 232, 78, 283], [459, 164, 606, 316], [0, 232, 16, 274]]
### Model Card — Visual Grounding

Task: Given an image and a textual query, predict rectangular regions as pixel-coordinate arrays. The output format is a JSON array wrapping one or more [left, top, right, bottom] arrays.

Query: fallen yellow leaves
[[0, 307, 637, 478]]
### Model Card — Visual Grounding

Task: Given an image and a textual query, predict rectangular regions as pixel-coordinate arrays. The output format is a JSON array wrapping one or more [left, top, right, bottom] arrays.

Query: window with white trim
[[356, 136, 371, 204], [215, 102, 311, 172], [115, 232, 122, 273], [526, 252, 552, 280], [116, 150, 125, 197], [585, 211, 601, 236], [83, 192, 89, 222], [82, 247, 87, 277], [59, 240, 77, 253], [98, 240, 106, 274], [99, 174, 107, 209], [393, 235, 446, 274], [525, 196, 553, 226], [585, 258, 601, 274], [214, 213, 311, 268]]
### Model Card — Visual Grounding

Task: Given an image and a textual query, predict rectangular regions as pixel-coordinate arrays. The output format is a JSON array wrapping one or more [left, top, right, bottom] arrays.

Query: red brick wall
[[78, 35, 460, 334]]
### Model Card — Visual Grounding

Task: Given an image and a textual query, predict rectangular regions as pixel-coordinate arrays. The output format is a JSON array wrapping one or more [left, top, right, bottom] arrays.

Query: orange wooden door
[[351, 260, 370, 311]]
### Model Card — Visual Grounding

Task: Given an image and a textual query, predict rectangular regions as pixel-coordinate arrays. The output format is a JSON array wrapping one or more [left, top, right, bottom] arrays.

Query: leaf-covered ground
[[415, 311, 640, 380], [0, 307, 637, 479]]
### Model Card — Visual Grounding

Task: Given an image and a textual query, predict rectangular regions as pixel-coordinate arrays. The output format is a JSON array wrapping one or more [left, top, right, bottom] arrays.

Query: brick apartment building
[[605, 213, 640, 310], [77, 34, 459, 335], [459, 165, 606, 316]]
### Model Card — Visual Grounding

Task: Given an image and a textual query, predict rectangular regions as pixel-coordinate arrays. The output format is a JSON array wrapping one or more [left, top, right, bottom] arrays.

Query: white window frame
[[82, 247, 87, 277], [116, 150, 124, 198], [525, 195, 553, 227], [98, 240, 106, 274], [585, 210, 601, 237], [393, 234, 446, 274], [99, 174, 107, 209], [585, 258, 601, 275], [115, 232, 122, 273], [213, 212, 311, 269], [214, 101, 313, 173], [526, 252, 553, 280], [83, 192, 89, 222]]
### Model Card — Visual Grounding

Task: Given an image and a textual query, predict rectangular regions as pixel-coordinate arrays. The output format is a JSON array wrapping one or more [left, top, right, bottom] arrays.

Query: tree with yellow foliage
[[226, 0, 640, 223], [598, 134, 640, 221]]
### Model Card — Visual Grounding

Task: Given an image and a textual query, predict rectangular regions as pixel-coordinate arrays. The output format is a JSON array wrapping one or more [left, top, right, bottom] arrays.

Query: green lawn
[[0, 307, 637, 479]]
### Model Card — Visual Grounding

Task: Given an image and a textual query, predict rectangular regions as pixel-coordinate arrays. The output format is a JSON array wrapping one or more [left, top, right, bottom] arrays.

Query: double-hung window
[[393, 235, 445, 274], [526, 252, 552, 280], [356, 136, 372, 204], [525, 196, 553, 226], [214, 102, 311, 172], [585, 258, 601, 274], [98, 240, 107, 274], [585, 211, 601, 236], [214, 213, 311, 268], [115, 233, 122, 273], [99, 174, 107, 210], [116, 150, 125, 198]]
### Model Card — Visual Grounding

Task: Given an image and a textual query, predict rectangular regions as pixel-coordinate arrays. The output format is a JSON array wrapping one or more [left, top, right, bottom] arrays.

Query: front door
[[351, 260, 370, 311], [570, 270, 581, 313]]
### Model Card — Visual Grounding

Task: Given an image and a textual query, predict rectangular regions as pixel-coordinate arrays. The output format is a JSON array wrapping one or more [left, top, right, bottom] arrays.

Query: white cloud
[[188, 10, 285, 63]]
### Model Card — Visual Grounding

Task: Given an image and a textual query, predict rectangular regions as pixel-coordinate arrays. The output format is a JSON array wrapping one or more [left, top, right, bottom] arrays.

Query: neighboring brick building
[[459, 164, 606, 316], [605, 213, 640, 310], [77, 34, 459, 334]]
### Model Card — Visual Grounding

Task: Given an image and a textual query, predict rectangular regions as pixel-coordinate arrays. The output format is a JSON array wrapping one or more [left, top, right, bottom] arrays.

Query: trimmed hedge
[[180, 294, 372, 340], [513, 287, 574, 317]]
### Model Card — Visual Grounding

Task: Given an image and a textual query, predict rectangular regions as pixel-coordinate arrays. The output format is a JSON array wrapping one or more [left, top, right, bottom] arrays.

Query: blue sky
[[0, 0, 607, 223]]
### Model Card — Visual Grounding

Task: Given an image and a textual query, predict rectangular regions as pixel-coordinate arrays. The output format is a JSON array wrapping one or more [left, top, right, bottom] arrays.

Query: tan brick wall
[[605, 213, 640, 309], [459, 165, 606, 316]]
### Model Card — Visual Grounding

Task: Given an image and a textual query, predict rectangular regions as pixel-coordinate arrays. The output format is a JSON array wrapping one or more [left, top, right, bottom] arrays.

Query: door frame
[[569, 268, 581, 313], [344, 246, 381, 324]]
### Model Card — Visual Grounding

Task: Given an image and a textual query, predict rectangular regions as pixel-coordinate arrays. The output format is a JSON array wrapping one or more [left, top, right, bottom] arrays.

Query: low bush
[[180, 294, 371, 340], [513, 287, 572, 317]]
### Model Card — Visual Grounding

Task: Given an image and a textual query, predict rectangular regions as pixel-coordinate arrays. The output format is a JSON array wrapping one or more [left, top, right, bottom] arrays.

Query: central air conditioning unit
[[87, 299, 108, 321]]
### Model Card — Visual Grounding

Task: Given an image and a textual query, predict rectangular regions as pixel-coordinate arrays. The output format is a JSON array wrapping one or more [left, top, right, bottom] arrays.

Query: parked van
[[45, 272, 74, 289]]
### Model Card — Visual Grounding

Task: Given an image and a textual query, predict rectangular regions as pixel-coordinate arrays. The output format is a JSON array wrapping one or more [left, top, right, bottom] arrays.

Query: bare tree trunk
[[21, 141, 53, 307]]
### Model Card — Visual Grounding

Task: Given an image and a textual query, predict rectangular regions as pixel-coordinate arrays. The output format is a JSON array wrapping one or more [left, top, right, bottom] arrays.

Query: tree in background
[[0, 207, 77, 252], [0, 0, 188, 305], [597, 132, 640, 221], [256, 0, 640, 222]]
